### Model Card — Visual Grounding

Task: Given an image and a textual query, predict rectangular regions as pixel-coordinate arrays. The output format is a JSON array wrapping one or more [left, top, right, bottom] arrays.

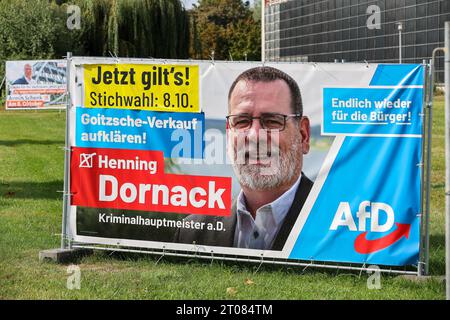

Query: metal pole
[[424, 58, 434, 275], [417, 60, 433, 276], [61, 52, 72, 249], [444, 21, 450, 300], [396, 22, 403, 64], [261, 0, 265, 62], [0, 76, 6, 96]]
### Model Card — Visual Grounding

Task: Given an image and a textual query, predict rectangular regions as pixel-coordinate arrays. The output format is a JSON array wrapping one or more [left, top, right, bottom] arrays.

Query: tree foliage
[[0, 0, 262, 93], [64, 0, 190, 58], [189, 0, 261, 61], [0, 0, 190, 86], [0, 0, 62, 83]]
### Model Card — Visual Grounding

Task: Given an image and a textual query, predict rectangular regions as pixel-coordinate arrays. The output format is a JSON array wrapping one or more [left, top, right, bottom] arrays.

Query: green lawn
[[0, 98, 446, 299]]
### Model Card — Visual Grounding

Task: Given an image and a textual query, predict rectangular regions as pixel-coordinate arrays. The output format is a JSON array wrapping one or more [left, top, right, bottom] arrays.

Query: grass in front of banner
[[0, 98, 446, 300]]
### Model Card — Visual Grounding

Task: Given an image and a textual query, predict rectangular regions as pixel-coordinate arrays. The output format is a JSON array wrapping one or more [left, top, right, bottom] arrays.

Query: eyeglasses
[[226, 113, 301, 131]]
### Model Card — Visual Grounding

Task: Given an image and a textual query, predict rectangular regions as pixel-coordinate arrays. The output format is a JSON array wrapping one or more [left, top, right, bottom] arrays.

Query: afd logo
[[330, 201, 411, 254]]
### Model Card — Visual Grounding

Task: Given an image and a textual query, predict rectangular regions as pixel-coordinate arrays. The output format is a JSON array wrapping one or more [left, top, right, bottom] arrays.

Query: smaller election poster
[[6, 60, 67, 110]]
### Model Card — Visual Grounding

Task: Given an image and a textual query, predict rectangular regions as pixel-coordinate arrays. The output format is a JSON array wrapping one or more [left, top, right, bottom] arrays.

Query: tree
[[228, 16, 261, 61], [189, 0, 261, 61], [0, 0, 190, 102], [0, 0, 61, 83], [252, 0, 262, 22], [0, 0, 190, 66], [69, 0, 190, 58]]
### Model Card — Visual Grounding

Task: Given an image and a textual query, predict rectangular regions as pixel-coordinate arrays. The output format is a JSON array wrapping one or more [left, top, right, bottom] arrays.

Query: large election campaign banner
[[67, 57, 424, 268], [5, 60, 66, 110]]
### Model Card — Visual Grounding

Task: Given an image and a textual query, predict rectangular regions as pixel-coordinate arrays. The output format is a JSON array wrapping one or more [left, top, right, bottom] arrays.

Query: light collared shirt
[[233, 175, 302, 250]]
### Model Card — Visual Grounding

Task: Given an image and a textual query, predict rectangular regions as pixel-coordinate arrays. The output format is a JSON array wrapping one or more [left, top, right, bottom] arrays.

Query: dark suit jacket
[[12, 77, 30, 85], [173, 173, 313, 251]]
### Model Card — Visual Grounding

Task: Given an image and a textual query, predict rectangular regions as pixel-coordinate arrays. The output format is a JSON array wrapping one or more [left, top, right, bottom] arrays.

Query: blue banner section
[[75, 107, 205, 159], [289, 136, 421, 266], [322, 88, 423, 136], [369, 64, 424, 86]]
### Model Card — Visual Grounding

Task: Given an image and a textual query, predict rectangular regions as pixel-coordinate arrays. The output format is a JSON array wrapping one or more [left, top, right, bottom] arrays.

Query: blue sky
[[180, 0, 197, 9]]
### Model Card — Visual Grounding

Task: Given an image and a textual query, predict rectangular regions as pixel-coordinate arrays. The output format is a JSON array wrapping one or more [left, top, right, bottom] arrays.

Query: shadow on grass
[[428, 233, 445, 275], [0, 180, 63, 200], [0, 139, 64, 147]]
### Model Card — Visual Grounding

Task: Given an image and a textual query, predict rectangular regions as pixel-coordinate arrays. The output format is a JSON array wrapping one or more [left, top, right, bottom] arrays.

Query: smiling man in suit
[[174, 66, 313, 251], [12, 64, 34, 85]]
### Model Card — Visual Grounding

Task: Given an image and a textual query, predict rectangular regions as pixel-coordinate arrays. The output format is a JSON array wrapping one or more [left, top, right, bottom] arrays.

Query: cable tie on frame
[[58, 191, 74, 196], [193, 242, 206, 256], [108, 51, 119, 63], [209, 51, 215, 65], [155, 246, 165, 265], [253, 253, 264, 275], [359, 263, 367, 278], [418, 261, 426, 266], [301, 260, 313, 273], [193, 241, 199, 255]]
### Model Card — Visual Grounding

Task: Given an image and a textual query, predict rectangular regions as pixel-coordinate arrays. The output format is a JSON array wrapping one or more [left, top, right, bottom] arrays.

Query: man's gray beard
[[232, 140, 301, 191]]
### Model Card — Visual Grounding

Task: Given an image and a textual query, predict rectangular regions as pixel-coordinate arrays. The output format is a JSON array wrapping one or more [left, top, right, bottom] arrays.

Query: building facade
[[264, 0, 450, 82]]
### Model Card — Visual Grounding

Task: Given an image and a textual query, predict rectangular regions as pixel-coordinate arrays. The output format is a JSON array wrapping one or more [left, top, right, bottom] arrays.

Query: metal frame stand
[[70, 243, 420, 275], [0, 76, 6, 97], [61, 52, 72, 250], [423, 59, 434, 276], [413, 59, 434, 278], [416, 22, 450, 297], [41, 54, 434, 276], [39, 52, 92, 263], [444, 21, 450, 301]]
